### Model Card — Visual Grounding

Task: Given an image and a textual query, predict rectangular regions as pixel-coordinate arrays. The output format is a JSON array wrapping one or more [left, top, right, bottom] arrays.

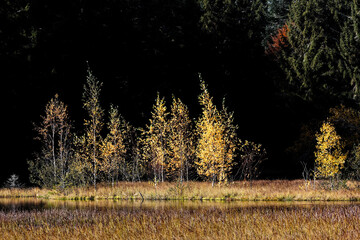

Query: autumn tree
[[290, 105, 360, 181], [28, 94, 72, 188], [314, 122, 347, 186], [101, 104, 126, 187], [265, 24, 289, 56], [167, 96, 194, 182], [142, 94, 169, 183], [69, 134, 90, 187], [220, 99, 238, 180], [195, 76, 236, 186], [80, 66, 104, 191]]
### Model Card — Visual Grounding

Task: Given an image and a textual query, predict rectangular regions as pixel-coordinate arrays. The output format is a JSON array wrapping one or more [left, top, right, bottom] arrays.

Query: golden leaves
[[100, 105, 127, 183], [314, 122, 347, 179], [167, 96, 194, 181], [79, 67, 104, 188], [31, 93, 72, 188], [142, 94, 169, 181], [195, 79, 237, 184]]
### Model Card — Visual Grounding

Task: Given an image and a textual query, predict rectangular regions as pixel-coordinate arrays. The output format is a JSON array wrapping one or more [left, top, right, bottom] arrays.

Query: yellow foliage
[[80, 66, 104, 190], [167, 96, 194, 181], [314, 122, 347, 179], [30, 94, 72, 188], [195, 76, 237, 185], [100, 105, 126, 185], [142, 94, 169, 182]]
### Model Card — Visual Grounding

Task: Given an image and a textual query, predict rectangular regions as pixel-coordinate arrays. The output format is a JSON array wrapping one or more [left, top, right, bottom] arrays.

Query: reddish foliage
[[266, 24, 289, 56]]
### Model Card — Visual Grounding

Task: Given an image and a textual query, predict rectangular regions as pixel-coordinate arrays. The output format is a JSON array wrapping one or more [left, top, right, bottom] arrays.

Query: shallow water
[[0, 198, 359, 212]]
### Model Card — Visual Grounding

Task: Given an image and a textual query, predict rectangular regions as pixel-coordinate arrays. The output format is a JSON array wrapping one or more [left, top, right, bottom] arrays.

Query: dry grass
[[0, 187, 42, 198], [1, 180, 360, 201], [0, 200, 359, 239]]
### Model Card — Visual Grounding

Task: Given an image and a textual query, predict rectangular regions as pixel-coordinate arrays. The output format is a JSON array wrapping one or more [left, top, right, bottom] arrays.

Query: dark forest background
[[3, 0, 360, 185]]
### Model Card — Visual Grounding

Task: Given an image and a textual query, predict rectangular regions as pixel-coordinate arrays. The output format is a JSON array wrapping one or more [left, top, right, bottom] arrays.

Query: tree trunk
[[161, 164, 164, 182], [93, 122, 97, 192], [52, 127, 57, 185]]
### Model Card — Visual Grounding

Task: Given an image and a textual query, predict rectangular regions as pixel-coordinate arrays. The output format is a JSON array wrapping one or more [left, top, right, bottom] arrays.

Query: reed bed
[[1, 180, 360, 201], [0, 201, 359, 239]]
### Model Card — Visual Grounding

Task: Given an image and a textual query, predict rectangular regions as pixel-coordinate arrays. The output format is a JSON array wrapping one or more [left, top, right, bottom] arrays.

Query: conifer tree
[[264, 0, 291, 47], [280, 0, 348, 100], [199, 0, 264, 37], [339, 0, 360, 100], [4, 174, 23, 189], [167, 96, 194, 182]]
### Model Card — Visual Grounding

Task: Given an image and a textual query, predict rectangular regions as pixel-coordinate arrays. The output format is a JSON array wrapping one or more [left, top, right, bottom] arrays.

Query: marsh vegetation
[[0, 198, 359, 239], [1, 180, 360, 201]]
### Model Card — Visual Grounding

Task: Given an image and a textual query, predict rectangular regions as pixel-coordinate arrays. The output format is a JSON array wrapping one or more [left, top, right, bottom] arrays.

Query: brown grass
[[0, 200, 359, 239], [1, 180, 360, 201]]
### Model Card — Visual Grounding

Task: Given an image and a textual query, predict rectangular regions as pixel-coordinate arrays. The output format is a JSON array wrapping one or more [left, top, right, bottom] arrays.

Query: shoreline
[[1, 180, 360, 202]]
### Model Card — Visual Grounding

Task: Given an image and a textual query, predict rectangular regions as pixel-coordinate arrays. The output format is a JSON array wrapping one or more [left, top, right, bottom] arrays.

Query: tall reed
[[0, 201, 359, 239]]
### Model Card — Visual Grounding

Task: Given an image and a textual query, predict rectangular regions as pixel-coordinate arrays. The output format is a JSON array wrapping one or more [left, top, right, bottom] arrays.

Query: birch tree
[[315, 122, 347, 185], [167, 96, 194, 182], [101, 104, 126, 186], [142, 94, 169, 182], [220, 99, 238, 182], [81, 66, 104, 191], [195, 76, 235, 186], [29, 94, 72, 188]]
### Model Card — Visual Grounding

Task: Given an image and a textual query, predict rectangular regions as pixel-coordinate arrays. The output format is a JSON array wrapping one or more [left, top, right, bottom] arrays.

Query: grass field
[[1, 180, 360, 239], [0, 200, 359, 239], [1, 180, 360, 201]]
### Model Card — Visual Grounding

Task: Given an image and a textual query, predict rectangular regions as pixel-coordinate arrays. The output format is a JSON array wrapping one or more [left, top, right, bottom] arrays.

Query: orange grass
[[1, 180, 360, 201], [0, 200, 359, 239]]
